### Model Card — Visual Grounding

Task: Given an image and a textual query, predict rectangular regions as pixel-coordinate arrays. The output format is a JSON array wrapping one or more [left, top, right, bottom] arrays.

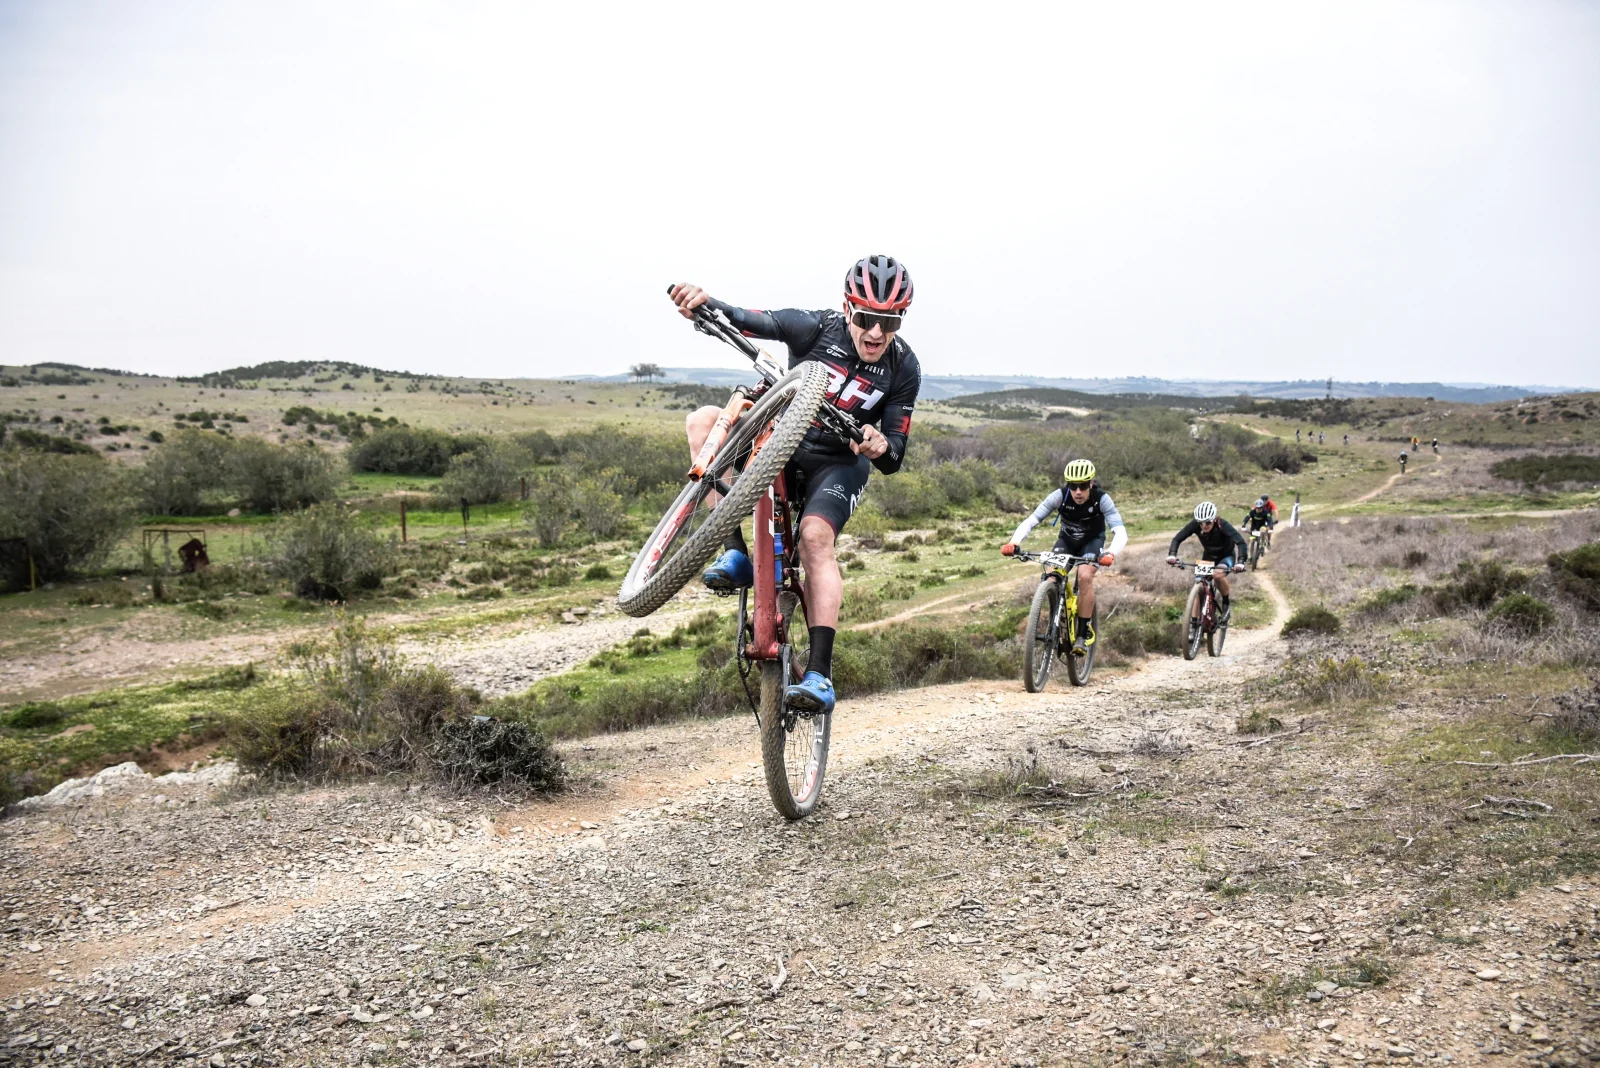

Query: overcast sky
[[1, 1, 1596, 387]]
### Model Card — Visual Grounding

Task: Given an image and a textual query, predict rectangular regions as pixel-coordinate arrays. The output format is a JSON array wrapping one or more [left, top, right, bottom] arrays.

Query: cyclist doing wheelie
[[668, 256, 921, 718], [1001, 459, 1127, 653], [1166, 502, 1249, 621]]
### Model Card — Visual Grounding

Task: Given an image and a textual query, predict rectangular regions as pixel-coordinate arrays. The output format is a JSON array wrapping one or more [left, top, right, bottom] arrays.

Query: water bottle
[[772, 532, 784, 585]]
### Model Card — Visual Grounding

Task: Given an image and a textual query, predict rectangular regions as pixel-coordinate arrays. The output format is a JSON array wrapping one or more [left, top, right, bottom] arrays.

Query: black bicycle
[[1010, 549, 1100, 691]]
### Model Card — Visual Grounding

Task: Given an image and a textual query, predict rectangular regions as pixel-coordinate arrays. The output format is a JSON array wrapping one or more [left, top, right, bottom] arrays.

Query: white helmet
[[1194, 501, 1218, 522]]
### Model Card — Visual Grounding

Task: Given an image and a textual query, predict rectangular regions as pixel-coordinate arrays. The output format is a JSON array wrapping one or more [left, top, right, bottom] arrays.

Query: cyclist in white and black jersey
[[1001, 459, 1128, 653]]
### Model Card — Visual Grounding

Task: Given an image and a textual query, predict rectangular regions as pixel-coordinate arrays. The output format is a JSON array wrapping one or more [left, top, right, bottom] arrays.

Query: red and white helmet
[[844, 255, 914, 312]]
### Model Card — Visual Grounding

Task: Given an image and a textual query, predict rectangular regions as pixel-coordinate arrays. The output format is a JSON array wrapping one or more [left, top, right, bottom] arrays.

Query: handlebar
[[1169, 559, 1246, 573], [668, 284, 865, 446], [1011, 549, 1101, 568]]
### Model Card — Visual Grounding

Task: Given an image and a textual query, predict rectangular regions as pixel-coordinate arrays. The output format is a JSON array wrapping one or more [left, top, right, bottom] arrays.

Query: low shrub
[[1401, 549, 1430, 568], [1548, 542, 1600, 611], [223, 619, 561, 789], [1430, 559, 1528, 615], [928, 463, 977, 505], [1282, 605, 1341, 637], [267, 502, 392, 601], [1485, 593, 1555, 635], [1353, 584, 1419, 618], [525, 473, 573, 547], [431, 717, 566, 791], [1490, 454, 1600, 487], [584, 562, 613, 580], [1287, 655, 1387, 704], [1545, 677, 1600, 744], [1101, 602, 1181, 658], [1236, 709, 1284, 735], [869, 471, 948, 520]]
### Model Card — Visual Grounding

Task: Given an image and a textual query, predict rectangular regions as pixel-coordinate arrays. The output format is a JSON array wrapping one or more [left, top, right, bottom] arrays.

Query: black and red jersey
[[705, 300, 920, 474]]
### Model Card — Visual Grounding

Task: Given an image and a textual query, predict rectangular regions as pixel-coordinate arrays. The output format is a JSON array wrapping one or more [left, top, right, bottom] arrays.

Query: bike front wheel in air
[[617, 363, 831, 618], [760, 592, 830, 820], [1022, 578, 1059, 692], [1182, 583, 1204, 660], [1066, 599, 1097, 687]]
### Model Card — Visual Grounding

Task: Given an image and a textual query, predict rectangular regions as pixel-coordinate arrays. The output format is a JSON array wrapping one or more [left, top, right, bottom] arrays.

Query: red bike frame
[[746, 474, 806, 663]]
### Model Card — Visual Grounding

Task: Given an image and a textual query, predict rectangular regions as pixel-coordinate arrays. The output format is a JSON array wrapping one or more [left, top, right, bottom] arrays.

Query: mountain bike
[[617, 289, 865, 820], [1247, 529, 1266, 571], [1010, 550, 1100, 691], [1170, 558, 1242, 660]]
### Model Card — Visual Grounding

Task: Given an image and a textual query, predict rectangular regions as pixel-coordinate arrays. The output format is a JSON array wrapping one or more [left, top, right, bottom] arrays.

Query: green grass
[[0, 665, 270, 803]]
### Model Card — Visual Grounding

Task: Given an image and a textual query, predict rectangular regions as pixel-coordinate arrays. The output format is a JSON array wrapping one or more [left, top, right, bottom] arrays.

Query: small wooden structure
[[142, 528, 208, 572]]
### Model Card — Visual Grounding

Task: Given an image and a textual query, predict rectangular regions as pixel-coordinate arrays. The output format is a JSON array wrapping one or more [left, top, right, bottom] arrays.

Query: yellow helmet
[[1063, 459, 1096, 483]]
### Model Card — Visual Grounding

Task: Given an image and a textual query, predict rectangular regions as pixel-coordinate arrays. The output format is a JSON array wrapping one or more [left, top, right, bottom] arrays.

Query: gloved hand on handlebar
[[1001, 543, 1017, 557], [1233, 564, 1248, 573], [1098, 553, 1115, 567]]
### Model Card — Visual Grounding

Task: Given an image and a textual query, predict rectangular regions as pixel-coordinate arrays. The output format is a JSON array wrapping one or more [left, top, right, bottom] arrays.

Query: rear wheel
[[1065, 597, 1097, 687], [1022, 578, 1059, 692], [618, 364, 831, 618], [1182, 583, 1204, 660], [761, 592, 830, 820]]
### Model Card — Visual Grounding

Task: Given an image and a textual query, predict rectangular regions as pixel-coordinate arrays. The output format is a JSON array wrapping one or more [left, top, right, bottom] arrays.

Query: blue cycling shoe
[[702, 549, 753, 593], [783, 671, 836, 716]]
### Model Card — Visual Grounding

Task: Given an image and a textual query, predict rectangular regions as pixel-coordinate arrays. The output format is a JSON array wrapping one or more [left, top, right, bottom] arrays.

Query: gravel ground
[[3, 576, 1597, 1067]]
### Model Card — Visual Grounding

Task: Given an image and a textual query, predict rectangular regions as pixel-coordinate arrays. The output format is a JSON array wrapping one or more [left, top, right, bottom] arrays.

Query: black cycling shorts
[[1052, 532, 1106, 559], [784, 448, 870, 535]]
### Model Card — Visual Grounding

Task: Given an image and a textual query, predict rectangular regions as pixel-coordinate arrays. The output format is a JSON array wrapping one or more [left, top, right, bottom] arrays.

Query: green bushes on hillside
[[348, 426, 482, 476], [0, 449, 137, 582]]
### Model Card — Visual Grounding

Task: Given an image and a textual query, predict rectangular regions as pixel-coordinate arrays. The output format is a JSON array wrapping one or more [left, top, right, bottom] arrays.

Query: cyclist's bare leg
[[1075, 563, 1096, 620], [1216, 573, 1232, 600], [797, 516, 841, 629], [685, 406, 724, 507]]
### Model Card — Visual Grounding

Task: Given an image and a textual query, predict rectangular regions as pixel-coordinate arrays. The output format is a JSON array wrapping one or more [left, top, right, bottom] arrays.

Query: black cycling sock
[[806, 626, 836, 679], [723, 526, 749, 557]]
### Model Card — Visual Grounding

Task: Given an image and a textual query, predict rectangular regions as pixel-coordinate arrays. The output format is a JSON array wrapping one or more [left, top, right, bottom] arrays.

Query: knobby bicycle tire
[[617, 364, 831, 618], [761, 591, 830, 820], [1209, 610, 1228, 657], [1066, 598, 1097, 687], [1182, 583, 1205, 661], [1023, 577, 1059, 692]]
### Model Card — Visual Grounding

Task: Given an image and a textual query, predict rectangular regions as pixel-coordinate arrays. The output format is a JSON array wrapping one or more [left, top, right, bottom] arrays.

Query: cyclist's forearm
[[1107, 525, 1128, 555], [703, 297, 784, 340], [1011, 491, 1061, 544], [871, 431, 908, 475]]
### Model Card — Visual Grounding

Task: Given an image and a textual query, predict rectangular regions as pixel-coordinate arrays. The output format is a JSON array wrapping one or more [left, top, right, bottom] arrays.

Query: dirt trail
[[5, 562, 1593, 1066]]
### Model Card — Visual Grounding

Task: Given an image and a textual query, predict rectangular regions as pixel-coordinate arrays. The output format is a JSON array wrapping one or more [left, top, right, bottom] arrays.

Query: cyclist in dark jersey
[[669, 256, 921, 716], [1167, 501, 1249, 621], [1000, 458, 1127, 653]]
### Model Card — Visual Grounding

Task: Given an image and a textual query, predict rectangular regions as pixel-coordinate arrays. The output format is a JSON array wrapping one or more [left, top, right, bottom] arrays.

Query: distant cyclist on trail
[[1432, 437, 1439, 454], [1001, 459, 1128, 653], [1242, 496, 1276, 542], [1167, 503, 1249, 623], [668, 256, 921, 717], [1399, 450, 1408, 473]]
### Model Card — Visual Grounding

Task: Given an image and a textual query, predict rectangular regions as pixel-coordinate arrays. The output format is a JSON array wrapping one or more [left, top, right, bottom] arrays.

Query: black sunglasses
[[849, 308, 903, 333], [1065, 481, 1092, 492]]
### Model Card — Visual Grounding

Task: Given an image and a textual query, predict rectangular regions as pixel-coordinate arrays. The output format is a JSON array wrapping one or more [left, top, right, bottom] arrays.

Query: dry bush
[[225, 615, 563, 791]]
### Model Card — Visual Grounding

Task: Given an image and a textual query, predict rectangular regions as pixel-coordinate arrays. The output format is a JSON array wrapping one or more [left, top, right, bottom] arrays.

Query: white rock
[[1475, 968, 1503, 981], [246, 994, 267, 1007]]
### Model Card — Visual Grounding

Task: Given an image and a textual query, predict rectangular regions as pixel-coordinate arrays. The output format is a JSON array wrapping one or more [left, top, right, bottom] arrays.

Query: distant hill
[[175, 360, 434, 388], [584, 368, 1577, 404]]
